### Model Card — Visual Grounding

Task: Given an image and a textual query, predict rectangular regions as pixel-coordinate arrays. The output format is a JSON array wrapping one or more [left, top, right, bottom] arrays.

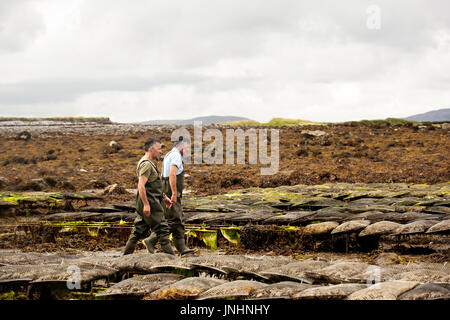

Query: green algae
[[220, 227, 241, 245], [0, 192, 63, 206], [0, 290, 27, 300], [281, 226, 303, 232], [185, 227, 218, 249]]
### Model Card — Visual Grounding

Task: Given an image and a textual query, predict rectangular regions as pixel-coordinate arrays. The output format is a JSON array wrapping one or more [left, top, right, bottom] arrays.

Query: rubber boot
[[142, 236, 156, 254], [123, 240, 136, 255], [174, 238, 198, 256], [160, 242, 175, 255]]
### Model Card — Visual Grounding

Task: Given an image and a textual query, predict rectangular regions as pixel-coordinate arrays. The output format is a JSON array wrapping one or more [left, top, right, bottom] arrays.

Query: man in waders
[[123, 138, 175, 255], [144, 137, 197, 256]]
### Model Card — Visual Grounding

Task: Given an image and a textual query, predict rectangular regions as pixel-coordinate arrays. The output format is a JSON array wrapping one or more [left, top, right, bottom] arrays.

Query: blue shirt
[[162, 148, 184, 177]]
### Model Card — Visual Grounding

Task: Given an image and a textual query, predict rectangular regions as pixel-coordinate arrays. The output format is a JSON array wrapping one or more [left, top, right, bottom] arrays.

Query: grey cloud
[[0, 0, 45, 53], [0, 73, 210, 104]]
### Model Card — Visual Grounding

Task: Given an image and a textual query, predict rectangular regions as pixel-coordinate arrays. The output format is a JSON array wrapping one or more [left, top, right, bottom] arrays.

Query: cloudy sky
[[0, 0, 449, 123]]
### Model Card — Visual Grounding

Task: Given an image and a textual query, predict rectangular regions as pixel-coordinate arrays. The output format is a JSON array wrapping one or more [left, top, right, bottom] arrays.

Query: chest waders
[[147, 162, 197, 255], [124, 159, 172, 255]]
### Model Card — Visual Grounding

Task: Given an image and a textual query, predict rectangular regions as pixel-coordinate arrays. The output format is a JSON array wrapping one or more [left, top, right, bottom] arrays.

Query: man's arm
[[138, 175, 151, 216], [168, 164, 178, 207]]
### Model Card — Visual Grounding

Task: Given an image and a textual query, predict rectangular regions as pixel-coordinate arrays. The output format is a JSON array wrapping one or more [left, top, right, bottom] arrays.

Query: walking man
[[123, 138, 175, 255], [145, 137, 197, 256]]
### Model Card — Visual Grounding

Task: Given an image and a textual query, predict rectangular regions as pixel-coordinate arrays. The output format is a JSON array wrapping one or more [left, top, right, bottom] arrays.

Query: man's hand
[[143, 204, 151, 217], [169, 194, 177, 209], [163, 194, 173, 208], [168, 165, 178, 210]]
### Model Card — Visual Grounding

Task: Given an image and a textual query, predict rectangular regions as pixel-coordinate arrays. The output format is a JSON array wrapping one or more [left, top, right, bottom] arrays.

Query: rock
[[359, 221, 403, 237], [0, 200, 17, 208], [301, 130, 328, 138], [425, 206, 450, 215], [297, 198, 346, 210], [304, 262, 370, 284], [432, 200, 450, 207], [0, 177, 8, 188], [302, 222, 339, 235], [89, 179, 110, 188], [185, 254, 294, 275], [296, 149, 309, 157], [260, 260, 329, 282], [389, 212, 442, 224], [231, 210, 275, 224], [79, 169, 88, 173], [250, 281, 312, 299], [0, 251, 65, 265], [15, 131, 31, 141], [197, 280, 267, 300], [112, 201, 136, 211], [394, 269, 450, 283], [303, 210, 348, 223], [106, 140, 123, 153], [374, 253, 399, 266], [43, 177, 58, 187], [80, 205, 123, 213], [11, 156, 27, 164], [0, 262, 117, 284], [347, 281, 420, 300], [43, 211, 103, 222], [350, 265, 403, 283], [61, 181, 76, 191], [104, 184, 127, 195], [293, 283, 367, 300], [58, 191, 103, 200], [441, 123, 450, 130], [395, 220, 438, 235], [108, 252, 179, 272], [98, 273, 183, 299], [398, 283, 450, 300], [17, 179, 46, 191], [331, 220, 371, 235], [0, 202, 17, 217], [426, 220, 450, 234], [261, 211, 316, 225], [145, 277, 226, 300], [346, 204, 397, 214], [344, 211, 393, 222]]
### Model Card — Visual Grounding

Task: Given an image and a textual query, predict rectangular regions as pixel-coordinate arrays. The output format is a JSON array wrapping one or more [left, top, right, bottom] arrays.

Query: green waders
[[124, 160, 172, 255], [147, 170, 196, 255]]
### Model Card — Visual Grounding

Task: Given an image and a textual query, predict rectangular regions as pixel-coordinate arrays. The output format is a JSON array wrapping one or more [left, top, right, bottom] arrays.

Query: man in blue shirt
[[145, 137, 197, 256]]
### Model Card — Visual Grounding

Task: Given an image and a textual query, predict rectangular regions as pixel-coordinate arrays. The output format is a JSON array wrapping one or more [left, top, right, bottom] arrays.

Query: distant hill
[[222, 118, 326, 126], [403, 108, 450, 122], [137, 115, 252, 125], [0, 117, 111, 123]]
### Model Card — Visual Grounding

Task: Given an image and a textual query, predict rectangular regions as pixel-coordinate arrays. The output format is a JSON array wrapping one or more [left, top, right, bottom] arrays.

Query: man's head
[[174, 136, 190, 155], [144, 138, 162, 160]]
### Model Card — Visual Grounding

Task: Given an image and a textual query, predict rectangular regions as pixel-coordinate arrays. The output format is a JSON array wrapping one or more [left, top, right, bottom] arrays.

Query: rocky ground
[[0, 182, 449, 300], [0, 120, 449, 196], [0, 249, 449, 300]]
